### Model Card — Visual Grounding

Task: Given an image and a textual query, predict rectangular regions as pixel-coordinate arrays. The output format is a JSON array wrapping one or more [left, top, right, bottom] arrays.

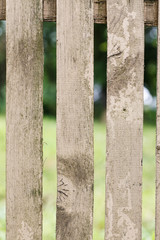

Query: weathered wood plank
[[94, 0, 106, 24], [6, 0, 43, 238], [106, 1, 144, 239], [156, 1, 160, 238], [56, 0, 94, 239], [144, 0, 158, 26], [44, 0, 56, 22], [0, 0, 5, 20], [0, 0, 158, 26], [94, 0, 158, 25]]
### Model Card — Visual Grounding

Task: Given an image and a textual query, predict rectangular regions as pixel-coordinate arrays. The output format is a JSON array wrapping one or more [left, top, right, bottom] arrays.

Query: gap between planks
[[0, 0, 158, 26]]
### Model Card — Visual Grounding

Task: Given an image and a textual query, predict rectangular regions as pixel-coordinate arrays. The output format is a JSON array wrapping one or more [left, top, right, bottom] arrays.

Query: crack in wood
[[57, 179, 69, 202]]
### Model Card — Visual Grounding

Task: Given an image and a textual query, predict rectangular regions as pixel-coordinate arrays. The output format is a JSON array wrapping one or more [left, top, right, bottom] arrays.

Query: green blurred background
[[0, 21, 158, 239]]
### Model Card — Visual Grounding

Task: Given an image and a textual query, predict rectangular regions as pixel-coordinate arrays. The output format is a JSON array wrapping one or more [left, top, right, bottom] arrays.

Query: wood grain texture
[[0, 0, 158, 25], [144, 0, 158, 26], [56, 0, 94, 239], [156, 1, 160, 238], [44, 0, 56, 22], [94, 0, 106, 24], [106, 1, 144, 240], [94, 0, 158, 25], [6, 0, 43, 239], [0, 0, 5, 20]]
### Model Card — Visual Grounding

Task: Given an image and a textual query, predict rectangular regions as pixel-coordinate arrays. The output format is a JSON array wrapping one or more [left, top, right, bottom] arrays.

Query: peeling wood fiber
[[6, 0, 43, 238], [105, 0, 144, 239], [56, 0, 94, 239], [0, 0, 158, 26]]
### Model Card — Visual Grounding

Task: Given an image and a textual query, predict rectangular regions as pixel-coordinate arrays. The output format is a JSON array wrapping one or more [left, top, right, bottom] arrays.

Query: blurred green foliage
[[43, 23, 56, 115], [145, 27, 157, 96], [0, 22, 6, 113], [0, 23, 158, 118]]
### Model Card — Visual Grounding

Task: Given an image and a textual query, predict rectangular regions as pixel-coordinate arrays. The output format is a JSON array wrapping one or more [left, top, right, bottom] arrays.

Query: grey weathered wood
[[94, 0, 106, 24], [56, 0, 94, 239], [44, 0, 56, 22], [0, 0, 158, 26], [156, 1, 160, 238], [0, 0, 5, 20], [94, 0, 158, 26], [144, 0, 158, 26], [106, 1, 144, 239], [6, 0, 43, 239]]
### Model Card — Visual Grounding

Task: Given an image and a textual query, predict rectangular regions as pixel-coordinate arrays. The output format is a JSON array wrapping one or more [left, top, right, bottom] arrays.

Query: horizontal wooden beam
[[94, 0, 158, 26], [0, 0, 5, 20], [1, 0, 158, 26], [144, 0, 158, 26]]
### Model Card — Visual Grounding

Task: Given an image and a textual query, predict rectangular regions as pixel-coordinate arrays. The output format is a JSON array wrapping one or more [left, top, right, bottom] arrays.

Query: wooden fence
[[0, 0, 159, 239]]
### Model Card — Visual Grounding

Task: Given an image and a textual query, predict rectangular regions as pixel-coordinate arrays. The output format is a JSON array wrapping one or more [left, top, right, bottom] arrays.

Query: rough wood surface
[[56, 0, 94, 239], [0, 0, 158, 26], [94, 0, 106, 24], [144, 0, 158, 26], [6, 0, 43, 239], [44, 0, 56, 22], [156, 1, 160, 238], [106, 1, 144, 239], [0, 0, 5, 20], [94, 0, 158, 25]]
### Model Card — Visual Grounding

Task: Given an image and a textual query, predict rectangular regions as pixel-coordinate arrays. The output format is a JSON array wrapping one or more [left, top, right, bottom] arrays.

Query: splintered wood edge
[[0, 0, 158, 26]]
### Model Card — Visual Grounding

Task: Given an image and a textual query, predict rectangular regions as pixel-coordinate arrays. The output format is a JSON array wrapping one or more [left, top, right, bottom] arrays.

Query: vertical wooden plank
[[56, 0, 94, 239], [156, 1, 160, 238], [106, 1, 144, 239], [6, 0, 43, 239]]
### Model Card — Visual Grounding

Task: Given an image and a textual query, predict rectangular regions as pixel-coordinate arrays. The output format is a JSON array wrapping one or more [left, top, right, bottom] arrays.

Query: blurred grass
[[0, 115, 156, 239]]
